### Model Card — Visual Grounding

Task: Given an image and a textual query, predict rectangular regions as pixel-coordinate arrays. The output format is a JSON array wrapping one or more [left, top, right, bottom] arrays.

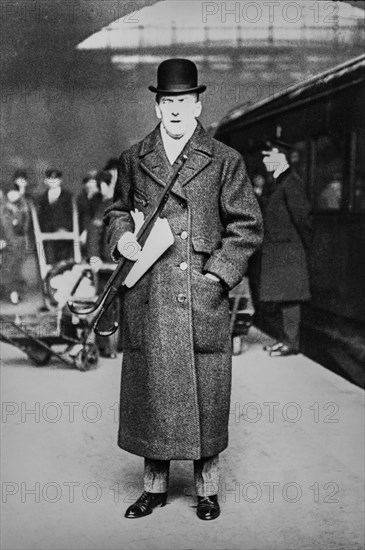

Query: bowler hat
[[149, 58, 206, 95]]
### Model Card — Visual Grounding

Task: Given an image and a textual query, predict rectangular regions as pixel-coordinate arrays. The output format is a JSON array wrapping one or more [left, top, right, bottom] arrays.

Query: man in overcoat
[[104, 58, 263, 520], [259, 142, 313, 356]]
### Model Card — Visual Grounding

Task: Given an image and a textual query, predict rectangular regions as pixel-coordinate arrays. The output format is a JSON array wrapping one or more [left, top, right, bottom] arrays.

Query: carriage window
[[353, 128, 365, 212], [313, 135, 345, 211], [292, 141, 308, 182]]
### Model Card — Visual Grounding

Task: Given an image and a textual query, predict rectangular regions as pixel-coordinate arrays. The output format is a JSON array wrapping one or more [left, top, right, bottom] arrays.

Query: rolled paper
[[123, 217, 174, 288]]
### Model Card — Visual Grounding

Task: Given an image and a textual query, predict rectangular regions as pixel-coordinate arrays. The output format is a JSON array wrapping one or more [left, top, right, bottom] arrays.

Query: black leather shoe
[[263, 341, 283, 352], [269, 344, 299, 357], [197, 495, 220, 520], [124, 491, 167, 519]]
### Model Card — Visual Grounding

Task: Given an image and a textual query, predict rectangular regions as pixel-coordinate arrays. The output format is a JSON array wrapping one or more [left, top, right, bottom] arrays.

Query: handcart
[[0, 265, 99, 371], [29, 199, 82, 310], [0, 200, 101, 371], [229, 277, 255, 355]]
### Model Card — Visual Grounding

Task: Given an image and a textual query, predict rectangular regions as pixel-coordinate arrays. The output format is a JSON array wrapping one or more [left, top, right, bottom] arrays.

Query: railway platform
[[1, 297, 364, 550]]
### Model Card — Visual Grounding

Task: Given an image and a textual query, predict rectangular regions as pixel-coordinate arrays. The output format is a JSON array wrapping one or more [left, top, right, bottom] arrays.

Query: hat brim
[[148, 85, 206, 94]]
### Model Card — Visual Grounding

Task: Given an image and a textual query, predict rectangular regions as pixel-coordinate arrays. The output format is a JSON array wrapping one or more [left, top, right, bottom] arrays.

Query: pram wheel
[[74, 343, 99, 371], [26, 344, 52, 366]]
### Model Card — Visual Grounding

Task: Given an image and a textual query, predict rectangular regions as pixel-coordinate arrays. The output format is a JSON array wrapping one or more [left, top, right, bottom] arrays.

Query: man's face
[[108, 169, 118, 187], [100, 181, 114, 200], [155, 94, 202, 138], [45, 177, 61, 189], [262, 148, 287, 173], [14, 177, 28, 193], [85, 178, 98, 197]]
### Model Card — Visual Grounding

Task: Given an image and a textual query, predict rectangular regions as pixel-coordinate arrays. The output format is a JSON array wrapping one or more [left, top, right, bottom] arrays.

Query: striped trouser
[[144, 455, 219, 497]]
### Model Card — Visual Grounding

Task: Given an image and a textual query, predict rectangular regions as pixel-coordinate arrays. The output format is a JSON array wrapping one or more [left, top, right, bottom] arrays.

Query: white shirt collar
[[47, 187, 61, 204], [160, 121, 197, 165]]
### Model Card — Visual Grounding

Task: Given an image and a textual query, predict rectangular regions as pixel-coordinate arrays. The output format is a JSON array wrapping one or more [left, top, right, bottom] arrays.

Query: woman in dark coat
[[104, 59, 263, 520], [0, 185, 30, 303]]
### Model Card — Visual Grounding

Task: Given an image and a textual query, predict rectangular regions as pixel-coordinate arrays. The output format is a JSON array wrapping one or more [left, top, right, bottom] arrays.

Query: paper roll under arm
[[123, 217, 174, 288]]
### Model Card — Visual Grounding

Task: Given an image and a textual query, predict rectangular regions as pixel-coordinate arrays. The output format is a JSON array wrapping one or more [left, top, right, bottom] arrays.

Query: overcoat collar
[[138, 121, 213, 199], [275, 166, 292, 186]]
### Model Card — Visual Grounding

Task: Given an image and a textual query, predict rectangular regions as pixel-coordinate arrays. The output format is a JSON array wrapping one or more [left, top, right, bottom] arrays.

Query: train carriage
[[214, 54, 365, 387]]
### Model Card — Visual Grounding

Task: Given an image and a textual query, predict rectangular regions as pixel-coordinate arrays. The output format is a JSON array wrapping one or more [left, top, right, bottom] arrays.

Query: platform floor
[[1, 321, 364, 550]]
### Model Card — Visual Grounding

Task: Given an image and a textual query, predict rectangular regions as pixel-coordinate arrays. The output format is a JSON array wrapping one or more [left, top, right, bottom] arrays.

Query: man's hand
[[117, 231, 142, 261], [204, 272, 220, 282], [79, 230, 87, 245], [89, 256, 102, 272]]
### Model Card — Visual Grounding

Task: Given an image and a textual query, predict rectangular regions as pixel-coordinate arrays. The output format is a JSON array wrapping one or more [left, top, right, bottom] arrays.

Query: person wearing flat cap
[[104, 58, 263, 520]]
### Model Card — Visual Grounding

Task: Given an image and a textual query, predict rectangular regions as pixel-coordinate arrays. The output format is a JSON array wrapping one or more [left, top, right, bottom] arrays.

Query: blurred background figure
[[259, 142, 313, 357], [12, 169, 34, 250], [103, 158, 119, 195], [252, 173, 266, 209], [86, 170, 119, 358], [13, 169, 31, 200], [77, 175, 99, 233], [317, 175, 343, 210], [0, 182, 30, 304], [77, 174, 100, 256], [37, 169, 74, 265]]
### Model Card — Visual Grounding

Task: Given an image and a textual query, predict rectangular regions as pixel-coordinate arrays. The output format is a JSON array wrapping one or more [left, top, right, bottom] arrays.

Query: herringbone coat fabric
[[259, 167, 313, 302], [104, 123, 263, 460]]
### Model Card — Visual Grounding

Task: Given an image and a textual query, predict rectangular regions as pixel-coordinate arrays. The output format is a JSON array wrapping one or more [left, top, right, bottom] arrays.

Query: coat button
[[180, 231, 188, 240], [179, 262, 188, 271], [177, 293, 187, 303]]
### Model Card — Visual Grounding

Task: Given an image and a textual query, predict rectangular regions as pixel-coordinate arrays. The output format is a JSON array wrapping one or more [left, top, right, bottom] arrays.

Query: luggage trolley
[[0, 201, 100, 371], [29, 199, 82, 309]]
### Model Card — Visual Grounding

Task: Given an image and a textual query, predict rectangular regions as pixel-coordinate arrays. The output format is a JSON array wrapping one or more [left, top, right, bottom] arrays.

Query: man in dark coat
[[86, 171, 118, 358], [259, 142, 313, 356], [37, 169, 74, 265], [104, 58, 263, 520]]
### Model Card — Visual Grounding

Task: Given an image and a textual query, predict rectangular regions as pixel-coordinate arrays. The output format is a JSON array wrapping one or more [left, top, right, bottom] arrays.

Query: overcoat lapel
[[138, 123, 213, 200], [179, 126, 213, 188]]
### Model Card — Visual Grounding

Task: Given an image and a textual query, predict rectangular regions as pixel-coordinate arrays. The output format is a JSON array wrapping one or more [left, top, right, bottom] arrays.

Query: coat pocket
[[133, 188, 149, 208], [191, 271, 230, 353], [192, 236, 216, 255]]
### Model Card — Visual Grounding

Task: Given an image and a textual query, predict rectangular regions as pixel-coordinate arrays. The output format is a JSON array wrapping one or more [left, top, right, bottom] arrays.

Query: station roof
[[214, 53, 365, 133], [79, 0, 365, 53], [1, 1, 364, 82]]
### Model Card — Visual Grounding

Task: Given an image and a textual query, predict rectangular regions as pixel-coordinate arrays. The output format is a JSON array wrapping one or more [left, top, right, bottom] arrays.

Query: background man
[[104, 58, 263, 520], [38, 169, 74, 265], [87, 170, 119, 359], [259, 142, 313, 356]]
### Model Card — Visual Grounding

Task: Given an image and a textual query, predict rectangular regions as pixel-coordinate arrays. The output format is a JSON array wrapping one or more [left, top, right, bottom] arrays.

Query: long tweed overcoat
[[259, 167, 313, 302], [104, 123, 263, 461]]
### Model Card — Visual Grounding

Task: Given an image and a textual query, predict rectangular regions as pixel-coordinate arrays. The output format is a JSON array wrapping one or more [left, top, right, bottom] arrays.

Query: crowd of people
[[0, 140, 312, 362], [0, 160, 120, 355]]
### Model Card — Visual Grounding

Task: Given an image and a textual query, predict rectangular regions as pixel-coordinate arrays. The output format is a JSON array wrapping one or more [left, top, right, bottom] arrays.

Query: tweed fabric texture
[[259, 168, 313, 302], [104, 122, 263, 461], [144, 455, 219, 496]]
